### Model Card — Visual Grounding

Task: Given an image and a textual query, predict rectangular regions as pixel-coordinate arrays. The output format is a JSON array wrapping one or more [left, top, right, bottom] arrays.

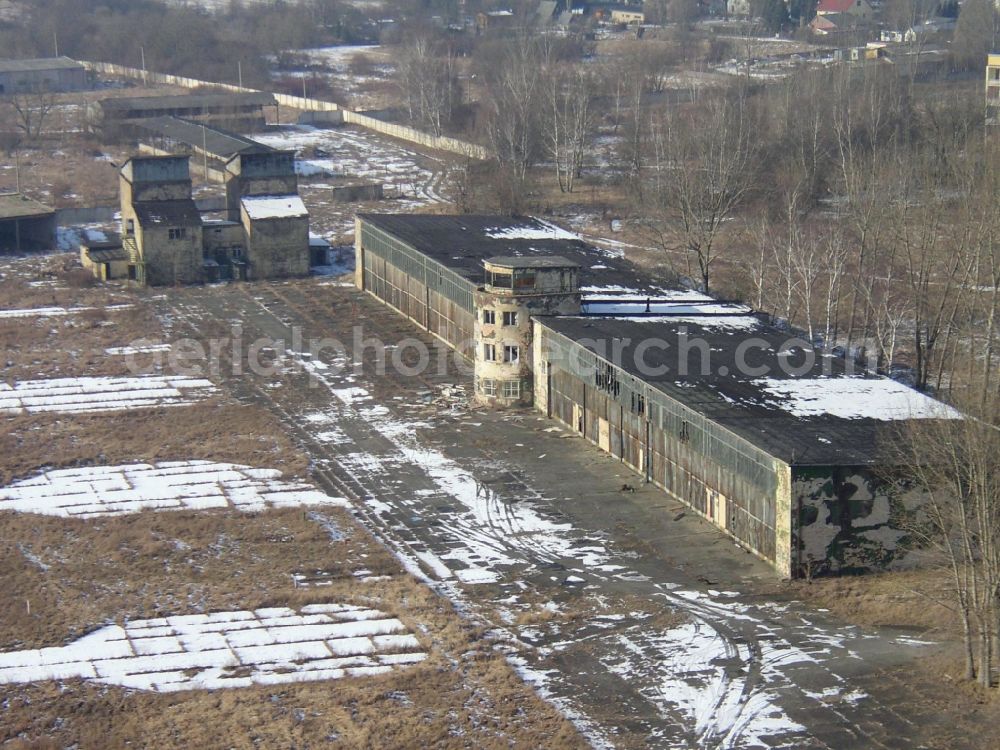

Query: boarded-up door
[[598, 418, 611, 453]]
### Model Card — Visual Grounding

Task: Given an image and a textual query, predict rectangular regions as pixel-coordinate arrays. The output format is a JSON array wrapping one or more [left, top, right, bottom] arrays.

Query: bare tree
[[396, 35, 460, 137], [541, 65, 593, 193], [10, 83, 57, 143], [644, 89, 759, 293]]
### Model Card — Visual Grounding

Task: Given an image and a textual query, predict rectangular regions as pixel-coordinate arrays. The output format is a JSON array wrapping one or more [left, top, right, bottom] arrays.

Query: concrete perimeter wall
[[81, 60, 490, 161]]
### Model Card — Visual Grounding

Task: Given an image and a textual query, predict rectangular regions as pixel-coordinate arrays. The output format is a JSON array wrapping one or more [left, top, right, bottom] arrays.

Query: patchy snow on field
[[0, 461, 347, 518], [297, 365, 612, 587], [105, 343, 172, 356], [0, 375, 216, 415], [0, 304, 133, 320], [251, 126, 442, 200], [757, 377, 962, 421], [0, 603, 426, 692]]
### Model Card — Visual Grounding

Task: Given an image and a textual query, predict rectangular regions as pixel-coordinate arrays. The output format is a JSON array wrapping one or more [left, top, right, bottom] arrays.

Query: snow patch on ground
[[0, 603, 426, 692], [0, 461, 347, 518], [0, 375, 216, 415]]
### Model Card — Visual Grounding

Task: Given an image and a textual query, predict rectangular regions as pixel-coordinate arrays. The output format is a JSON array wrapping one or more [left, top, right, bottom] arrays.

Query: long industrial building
[[354, 213, 959, 577]]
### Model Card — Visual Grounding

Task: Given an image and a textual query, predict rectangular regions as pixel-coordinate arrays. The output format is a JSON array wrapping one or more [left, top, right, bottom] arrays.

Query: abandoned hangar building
[[110, 150, 309, 285], [353, 213, 959, 578]]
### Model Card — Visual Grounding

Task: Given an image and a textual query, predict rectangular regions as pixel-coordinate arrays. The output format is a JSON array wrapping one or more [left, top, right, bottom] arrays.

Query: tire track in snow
[[165, 283, 923, 750]]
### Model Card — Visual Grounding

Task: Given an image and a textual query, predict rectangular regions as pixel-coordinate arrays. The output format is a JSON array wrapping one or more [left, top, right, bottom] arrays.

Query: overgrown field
[[0, 255, 585, 749]]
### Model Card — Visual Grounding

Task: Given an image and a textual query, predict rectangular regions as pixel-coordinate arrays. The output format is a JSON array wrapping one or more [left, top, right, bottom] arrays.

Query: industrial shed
[[134, 116, 273, 181], [0, 57, 87, 94], [354, 212, 960, 577], [0, 193, 56, 252], [90, 92, 276, 140]]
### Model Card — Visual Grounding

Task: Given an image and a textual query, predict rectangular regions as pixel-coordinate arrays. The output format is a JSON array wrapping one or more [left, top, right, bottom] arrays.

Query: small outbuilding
[[80, 236, 128, 280]]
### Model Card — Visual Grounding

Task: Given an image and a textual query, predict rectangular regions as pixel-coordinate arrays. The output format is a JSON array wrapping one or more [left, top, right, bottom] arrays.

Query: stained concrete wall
[[241, 212, 309, 280], [791, 467, 909, 577]]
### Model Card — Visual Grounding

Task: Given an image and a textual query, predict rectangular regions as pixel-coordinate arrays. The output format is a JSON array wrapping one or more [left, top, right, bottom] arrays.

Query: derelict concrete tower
[[473, 256, 580, 407]]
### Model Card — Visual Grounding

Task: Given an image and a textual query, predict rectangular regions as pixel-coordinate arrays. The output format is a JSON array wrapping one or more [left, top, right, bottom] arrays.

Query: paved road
[[159, 279, 959, 749]]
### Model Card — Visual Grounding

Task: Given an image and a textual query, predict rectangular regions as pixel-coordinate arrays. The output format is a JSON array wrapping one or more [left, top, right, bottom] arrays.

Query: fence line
[[80, 60, 490, 161]]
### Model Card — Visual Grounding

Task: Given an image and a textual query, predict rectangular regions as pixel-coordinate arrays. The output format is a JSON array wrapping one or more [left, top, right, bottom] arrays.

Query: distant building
[[476, 9, 516, 33], [134, 116, 275, 182], [610, 7, 645, 24], [816, 0, 874, 20], [988, 52, 1000, 110], [115, 152, 309, 285], [89, 92, 276, 141], [0, 57, 86, 94], [354, 213, 961, 578], [0, 193, 56, 253]]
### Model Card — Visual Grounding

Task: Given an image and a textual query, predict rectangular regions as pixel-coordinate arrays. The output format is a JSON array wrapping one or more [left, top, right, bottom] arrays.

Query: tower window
[[502, 311, 518, 326], [503, 345, 519, 363], [483, 343, 496, 362], [483, 309, 496, 324]]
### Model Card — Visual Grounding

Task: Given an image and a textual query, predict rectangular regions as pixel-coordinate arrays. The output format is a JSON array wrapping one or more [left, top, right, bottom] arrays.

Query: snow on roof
[[241, 195, 308, 221], [757, 377, 962, 421], [483, 219, 580, 241]]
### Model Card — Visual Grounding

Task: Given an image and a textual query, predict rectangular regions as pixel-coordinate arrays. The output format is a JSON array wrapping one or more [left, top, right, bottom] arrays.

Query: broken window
[[483, 343, 496, 362], [679, 421, 690, 443], [513, 272, 536, 289], [631, 392, 645, 415], [168, 228, 187, 240], [480, 378, 497, 396], [502, 380, 521, 399], [503, 345, 519, 363], [483, 309, 496, 325], [595, 363, 620, 397], [502, 311, 518, 326], [489, 270, 512, 289]]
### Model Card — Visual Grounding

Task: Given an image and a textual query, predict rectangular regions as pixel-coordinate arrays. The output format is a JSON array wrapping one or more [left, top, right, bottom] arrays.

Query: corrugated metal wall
[[359, 220, 475, 354], [542, 326, 781, 566]]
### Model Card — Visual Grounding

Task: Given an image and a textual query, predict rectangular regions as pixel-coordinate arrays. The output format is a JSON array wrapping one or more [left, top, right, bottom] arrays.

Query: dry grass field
[[0, 254, 586, 749]]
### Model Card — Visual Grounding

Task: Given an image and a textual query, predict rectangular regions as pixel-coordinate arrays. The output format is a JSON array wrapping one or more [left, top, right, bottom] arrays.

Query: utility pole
[[140, 47, 147, 86], [302, 76, 307, 100], [14, 150, 21, 194], [53, 31, 59, 57], [238, 60, 243, 89], [202, 124, 209, 184]]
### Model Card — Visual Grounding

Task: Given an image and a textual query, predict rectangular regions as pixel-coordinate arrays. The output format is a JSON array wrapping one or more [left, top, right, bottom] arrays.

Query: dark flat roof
[[134, 200, 201, 227], [99, 92, 275, 113], [541, 315, 957, 466], [0, 194, 54, 220], [487, 255, 578, 268], [0, 56, 83, 74], [86, 246, 128, 262], [359, 214, 666, 293], [134, 116, 272, 159]]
